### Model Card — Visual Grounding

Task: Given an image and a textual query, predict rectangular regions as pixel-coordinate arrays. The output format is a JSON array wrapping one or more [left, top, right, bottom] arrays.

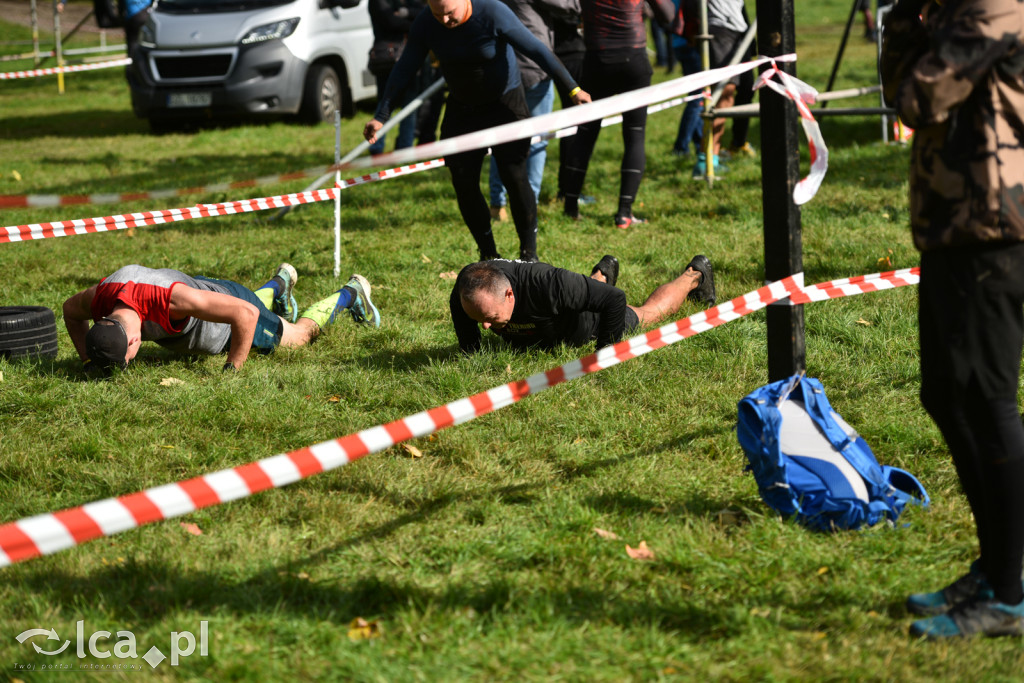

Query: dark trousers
[[919, 243, 1024, 605], [553, 49, 584, 197], [441, 87, 536, 261], [562, 47, 651, 219]]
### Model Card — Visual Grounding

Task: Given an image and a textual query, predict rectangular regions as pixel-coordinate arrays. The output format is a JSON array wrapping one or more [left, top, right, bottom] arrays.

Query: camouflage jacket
[[880, 0, 1024, 252]]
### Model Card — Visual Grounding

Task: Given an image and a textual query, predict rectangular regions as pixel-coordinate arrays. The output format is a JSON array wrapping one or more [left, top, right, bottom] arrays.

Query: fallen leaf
[[159, 377, 185, 386], [297, 571, 310, 580], [180, 522, 202, 536], [12, 170, 21, 182], [750, 607, 771, 618], [421, 253, 432, 263], [812, 631, 827, 640], [817, 566, 829, 575], [876, 255, 892, 268], [347, 617, 382, 641], [505, 364, 512, 375], [593, 527, 621, 540], [855, 318, 872, 326], [158, 445, 175, 450], [625, 541, 655, 561], [401, 443, 423, 458], [0, 371, 4, 382], [327, 395, 341, 403], [439, 271, 457, 279]]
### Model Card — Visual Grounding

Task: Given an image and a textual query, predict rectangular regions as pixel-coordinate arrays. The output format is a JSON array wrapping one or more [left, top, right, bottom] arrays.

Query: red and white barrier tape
[[0, 165, 335, 210], [0, 94, 697, 210], [0, 267, 922, 567], [0, 160, 445, 243], [0, 57, 131, 80], [754, 63, 828, 205]]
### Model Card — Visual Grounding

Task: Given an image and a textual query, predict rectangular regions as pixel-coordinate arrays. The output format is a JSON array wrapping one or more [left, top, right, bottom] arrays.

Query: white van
[[128, 0, 377, 131]]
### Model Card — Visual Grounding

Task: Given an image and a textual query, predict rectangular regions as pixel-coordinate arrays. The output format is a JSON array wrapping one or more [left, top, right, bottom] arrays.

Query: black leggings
[[919, 244, 1024, 605], [562, 47, 651, 219], [441, 87, 537, 261]]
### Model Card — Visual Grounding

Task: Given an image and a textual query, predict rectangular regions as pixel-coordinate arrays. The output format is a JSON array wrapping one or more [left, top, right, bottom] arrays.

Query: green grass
[[2, 1, 1023, 680]]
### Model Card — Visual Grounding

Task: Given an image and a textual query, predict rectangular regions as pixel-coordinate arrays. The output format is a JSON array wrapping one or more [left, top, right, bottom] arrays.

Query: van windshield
[[155, 0, 296, 13]]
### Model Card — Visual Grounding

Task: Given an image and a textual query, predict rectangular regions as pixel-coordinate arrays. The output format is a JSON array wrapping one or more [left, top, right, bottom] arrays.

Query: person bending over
[[450, 254, 715, 353], [363, 0, 591, 263], [63, 263, 380, 374]]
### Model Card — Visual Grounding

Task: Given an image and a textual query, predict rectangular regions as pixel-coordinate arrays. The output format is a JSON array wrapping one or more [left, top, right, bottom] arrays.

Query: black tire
[[299, 64, 345, 124], [0, 306, 58, 360]]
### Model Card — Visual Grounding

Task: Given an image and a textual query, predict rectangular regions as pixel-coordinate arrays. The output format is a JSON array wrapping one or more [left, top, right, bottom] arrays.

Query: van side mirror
[[320, 0, 361, 8]]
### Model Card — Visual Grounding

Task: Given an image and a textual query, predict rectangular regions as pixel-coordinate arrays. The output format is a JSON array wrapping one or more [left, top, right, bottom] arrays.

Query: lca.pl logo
[[14, 620, 209, 671]]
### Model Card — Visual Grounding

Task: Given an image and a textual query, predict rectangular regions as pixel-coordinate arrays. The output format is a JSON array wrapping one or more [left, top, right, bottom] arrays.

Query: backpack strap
[[881, 465, 931, 507]]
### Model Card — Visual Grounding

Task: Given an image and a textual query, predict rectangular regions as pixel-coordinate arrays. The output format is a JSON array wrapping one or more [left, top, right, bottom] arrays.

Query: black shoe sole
[[591, 255, 619, 288], [686, 255, 716, 307]]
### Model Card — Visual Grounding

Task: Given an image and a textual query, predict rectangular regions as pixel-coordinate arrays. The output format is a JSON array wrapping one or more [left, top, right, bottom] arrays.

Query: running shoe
[[614, 214, 646, 230], [345, 274, 381, 328], [910, 596, 1024, 639], [272, 263, 298, 323], [907, 561, 993, 616], [591, 255, 619, 288], [686, 255, 716, 307]]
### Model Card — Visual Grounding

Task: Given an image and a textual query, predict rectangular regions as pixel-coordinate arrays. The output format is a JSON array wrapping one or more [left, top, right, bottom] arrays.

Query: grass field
[[2, 1, 1023, 681]]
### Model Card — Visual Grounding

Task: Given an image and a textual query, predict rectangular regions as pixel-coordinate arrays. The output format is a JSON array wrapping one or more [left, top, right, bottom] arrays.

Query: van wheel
[[300, 64, 346, 124], [0, 306, 58, 360]]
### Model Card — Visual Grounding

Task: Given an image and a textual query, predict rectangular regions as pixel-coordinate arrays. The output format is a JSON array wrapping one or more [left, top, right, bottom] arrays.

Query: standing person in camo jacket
[[881, 0, 1024, 639]]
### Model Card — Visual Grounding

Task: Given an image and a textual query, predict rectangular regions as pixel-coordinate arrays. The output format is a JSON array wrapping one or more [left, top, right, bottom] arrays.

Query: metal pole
[[31, 0, 41, 67], [756, 0, 805, 382], [698, 0, 715, 185], [334, 110, 342, 279], [54, 0, 65, 94], [823, 0, 860, 107]]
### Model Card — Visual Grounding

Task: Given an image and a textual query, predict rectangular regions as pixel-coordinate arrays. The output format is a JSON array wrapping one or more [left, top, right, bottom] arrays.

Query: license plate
[[167, 92, 212, 108]]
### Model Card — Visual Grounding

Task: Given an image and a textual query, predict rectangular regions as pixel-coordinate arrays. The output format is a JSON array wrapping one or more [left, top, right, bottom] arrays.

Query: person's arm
[[63, 286, 98, 362], [364, 17, 432, 141], [498, 7, 591, 103], [449, 283, 482, 354], [646, 0, 675, 29], [881, 0, 1021, 129], [168, 286, 259, 370]]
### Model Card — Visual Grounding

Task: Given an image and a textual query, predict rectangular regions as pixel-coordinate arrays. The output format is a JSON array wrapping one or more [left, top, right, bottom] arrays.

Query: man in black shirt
[[450, 255, 715, 353]]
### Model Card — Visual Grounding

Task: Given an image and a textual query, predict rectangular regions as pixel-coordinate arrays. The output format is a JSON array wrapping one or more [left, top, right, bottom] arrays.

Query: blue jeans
[[488, 78, 554, 207], [673, 43, 704, 154]]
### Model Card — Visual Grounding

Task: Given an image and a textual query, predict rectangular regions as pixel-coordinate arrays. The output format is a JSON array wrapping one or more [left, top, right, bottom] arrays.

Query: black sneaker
[[910, 596, 1024, 639], [519, 251, 540, 263], [591, 255, 619, 288], [907, 561, 993, 616], [686, 255, 716, 307]]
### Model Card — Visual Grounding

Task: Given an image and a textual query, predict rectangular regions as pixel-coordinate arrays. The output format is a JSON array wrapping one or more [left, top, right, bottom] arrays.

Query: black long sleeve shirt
[[450, 260, 628, 353]]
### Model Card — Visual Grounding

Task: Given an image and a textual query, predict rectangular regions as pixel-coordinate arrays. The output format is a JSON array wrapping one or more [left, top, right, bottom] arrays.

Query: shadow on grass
[[9, 427, 754, 634]]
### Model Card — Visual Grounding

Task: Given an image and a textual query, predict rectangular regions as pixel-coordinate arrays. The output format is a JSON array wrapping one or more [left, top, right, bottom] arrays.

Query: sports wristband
[[569, 86, 581, 98]]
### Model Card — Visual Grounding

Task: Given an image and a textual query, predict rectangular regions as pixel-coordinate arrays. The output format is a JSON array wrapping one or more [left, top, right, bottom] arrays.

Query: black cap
[[84, 317, 129, 371]]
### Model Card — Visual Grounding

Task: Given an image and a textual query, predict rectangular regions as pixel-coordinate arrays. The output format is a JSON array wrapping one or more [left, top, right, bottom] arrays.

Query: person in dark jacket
[[880, 0, 1024, 639], [363, 0, 591, 263], [450, 255, 715, 354]]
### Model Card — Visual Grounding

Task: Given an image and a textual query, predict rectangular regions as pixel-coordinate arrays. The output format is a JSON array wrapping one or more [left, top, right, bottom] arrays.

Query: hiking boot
[[910, 596, 1024, 639], [272, 263, 298, 323], [591, 254, 619, 288], [686, 255, 716, 307], [614, 214, 646, 230], [907, 561, 993, 616], [345, 274, 380, 328]]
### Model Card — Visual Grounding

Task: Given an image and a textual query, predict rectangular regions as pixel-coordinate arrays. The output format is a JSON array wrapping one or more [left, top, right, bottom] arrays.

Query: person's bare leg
[[278, 317, 320, 348], [628, 267, 702, 327], [712, 83, 736, 157]]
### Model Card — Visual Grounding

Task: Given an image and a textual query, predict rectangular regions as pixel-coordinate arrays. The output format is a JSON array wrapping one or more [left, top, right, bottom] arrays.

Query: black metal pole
[[755, 0, 805, 382]]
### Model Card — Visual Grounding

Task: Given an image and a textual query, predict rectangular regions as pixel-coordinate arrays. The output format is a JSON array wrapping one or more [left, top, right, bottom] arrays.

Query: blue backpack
[[736, 374, 929, 532]]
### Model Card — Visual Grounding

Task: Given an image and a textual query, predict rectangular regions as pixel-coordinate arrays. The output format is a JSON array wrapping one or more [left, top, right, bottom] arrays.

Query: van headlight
[[240, 18, 300, 45], [140, 22, 156, 47]]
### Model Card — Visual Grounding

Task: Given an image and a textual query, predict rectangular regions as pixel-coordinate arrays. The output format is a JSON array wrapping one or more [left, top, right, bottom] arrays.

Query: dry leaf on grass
[[347, 617, 382, 641], [180, 522, 202, 536], [817, 566, 829, 575], [421, 254, 432, 263], [327, 395, 341, 403], [159, 377, 185, 386], [593, 527, 621, 541], [625, 541, 655, 561], [715, 508, 742, 526], [856, 318, 872, 326], [439, 271, 457, 279], [401, 443, 423, 458]]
